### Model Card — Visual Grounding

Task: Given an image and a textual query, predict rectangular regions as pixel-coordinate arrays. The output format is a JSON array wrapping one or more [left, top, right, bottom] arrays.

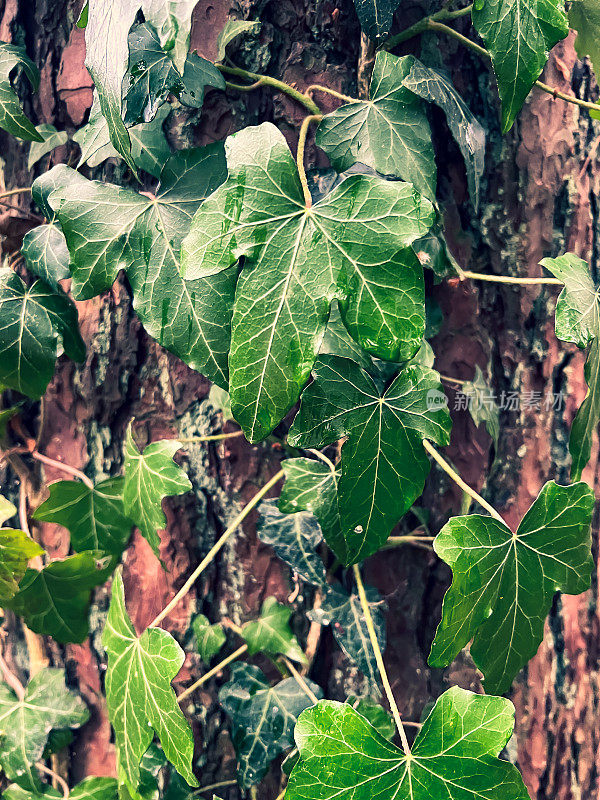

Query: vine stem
[[352, 564, 412, 756], [383, 4, 473, 50], [189, 780, 238, 798], [216, 64, 321, 114], [282, 656, 320, 704], [36, 764, 69, 799], [0, 187, 31, 201], [297, 114, 323, 207], [30, 451, 94, 489], [307, 448, 336, 472], [178, 644, 248, 703], [459, 270, 563, 286], [422, 440, 507, 525], [0, 650, 25, 700], [150, 470, 285, 628], [178, 431, 245, 444], [305, 84, 357, 104]]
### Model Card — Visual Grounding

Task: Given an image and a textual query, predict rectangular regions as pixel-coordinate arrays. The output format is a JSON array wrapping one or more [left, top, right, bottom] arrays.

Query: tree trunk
[[1, 2, 598, 799]]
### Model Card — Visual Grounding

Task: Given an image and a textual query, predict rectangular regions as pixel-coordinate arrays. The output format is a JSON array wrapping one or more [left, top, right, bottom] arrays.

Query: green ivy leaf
[[429, 480, 594, 694], [402, 60, 485, 210], [346, 696, 395, 740], [413, 224, 459, 279], [28, 124, 68, 170], [9, 551, 114, 643], [316, 53, 435, 199], [460, 365, 500, 446], [33, 478, 132, 555], [216, 20, 261, 61], [141, 0, 198, 73], [241, 597, 307, 664], [319, 303, 374, 371], [4, 777, 118, 800], [258, 499, 327, 586], [0, 668, 89, 790], [21, 223, 70, 289], [288, 355, 452, 563], [541, 253, 599, 479], [182, 122, 434, 441], [178, 52, 225, 108], [570, 1, 600, 79], [192, 614, 226, 662], [471, 0, 568, 132], [352, 0, 397, 40], [0, 43, 43, 142], [0, 495, 43, 603], [308, 585, 385, 691], [47, 145, 234, 388], [219, 662, 321, 788], [287, 687, 530, 800], [123, 425, 191, 557], [103, 572, 198, 790], [0, 269, 85, 399]]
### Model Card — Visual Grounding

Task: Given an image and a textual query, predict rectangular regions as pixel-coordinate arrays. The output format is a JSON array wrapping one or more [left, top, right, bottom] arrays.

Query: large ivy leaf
[[316, 53, 435, 199], [21, 222, 70, 289], [192, 614, 226, 662], [570, 1, 600, 78], [47, 145, 234, 388], [352, 0, 397, 40], [0, 43, 42, 141], [287, 687, 530, 800], [219, 662, 321, 788], [308, 585, 385, 691], [0, 668, 89, 790], [541, 253, 600, 479], [28, 124, 68, 169], [182, 122, 434, 441], [33, 478, 132, 555], [0, 498, 43, 603], [429, 480, 594, 694], [241, 597, 307, 664], [257, 498, 326, 586], [103, 572, 197, 790], [9, 552, 114, 643], [4, 777, 118, 800], [123, 426, 191, 557], [0, 269, 85, 399], [402, 60, 486, 210], [471, 0, 569, 132], [288, 355, 452, 563]]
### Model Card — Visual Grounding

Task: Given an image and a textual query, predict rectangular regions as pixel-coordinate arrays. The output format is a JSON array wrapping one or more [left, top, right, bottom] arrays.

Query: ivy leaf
[[308, 585, 385, 691], [257, 499, 327, 586], [0, 497, 43, 603], [21, 223, 70, 289], [182, 122, 434, 441], [316, 53, 435, 199], [0, 43, 42, 142], [28, 125, 68, 170], [141, 0, 198, 73], [429, 480, 594, 694], [192, 614, 226, 662], [33, 478, 132, 555], [402, 60, 486, 210], [352, 0, 397, 40], [346, 696, 395, 740], [103, 572, 198, 790], [541, 253, 599, 479], [288, 355, 452, 564], [0, 269, 85, 399], [178, 52, 225, 108], [460, 365, 500, 446], [4, 777, 118, 800], [0, 668, 89, 790], [241, 597, 307, 664], [319, 303, 374, 370], [216, 20, 262, 61], [570, 1, 600, 79], [471, 0, 568, 132], [9, 551, 114, 643], [219, 662, 321, 788], [287, 687, 530, 800]]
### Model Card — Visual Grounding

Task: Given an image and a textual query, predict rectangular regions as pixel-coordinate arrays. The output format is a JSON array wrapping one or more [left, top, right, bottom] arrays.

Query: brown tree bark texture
[[0, 1, 599, 799]]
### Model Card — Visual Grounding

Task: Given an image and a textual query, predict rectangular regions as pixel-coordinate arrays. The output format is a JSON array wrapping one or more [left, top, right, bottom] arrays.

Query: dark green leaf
[[346, 696, 395, 740], [352, 0, 397, 40], [21, 222, 70, 289], [42, 728, 73, 758], [0, 495, 43, 603], [178, 52, 225, 109], [287, 687, 530, 800], [28, 125, 68, 170], [316, 53, 435, 199], [192, 614, 226, 662], [319, 303, 374, 370], [216, 20, 261, 61], [141, 0, 197, 73], [0, 43, 42, 142], [430, 480, 594, 693], [241, 596, 307, 664], [288, 356, 452, 563]]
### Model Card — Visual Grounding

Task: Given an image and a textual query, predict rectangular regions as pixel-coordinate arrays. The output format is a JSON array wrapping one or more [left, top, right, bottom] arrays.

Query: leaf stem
[[282, 656, 320, 704], [305, 84, 357, 104], [0, 187, 31, 201], [385, 534, 435, 545], [178, 644, 248, 703], [383, 4, 473, 50], [189, 780, 238, 798], [30, 451, 94, 490], [150, 470, 285, 628], [297, 114, 323, 207], [459, 269, 563, 286], [36, 764, 70, 799], [307, 448, 336, 472], [422, 440, 507, 524], [217, 65, 321, 114], [352, 564, 411, 755], [440, 374, 466, 386], [178, 431, 245, 444]]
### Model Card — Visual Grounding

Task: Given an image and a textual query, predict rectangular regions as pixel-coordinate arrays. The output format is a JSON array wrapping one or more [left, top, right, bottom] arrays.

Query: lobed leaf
[[0, 43, 42, 142], [28, 124, 68, 170], [192, 614, 226, 662], [241, 596, 307, 664], [352, 0, 398, 40]]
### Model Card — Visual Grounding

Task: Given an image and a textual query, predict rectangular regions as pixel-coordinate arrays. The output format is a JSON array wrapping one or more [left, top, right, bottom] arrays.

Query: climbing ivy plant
[[0, 1, 598, 799]]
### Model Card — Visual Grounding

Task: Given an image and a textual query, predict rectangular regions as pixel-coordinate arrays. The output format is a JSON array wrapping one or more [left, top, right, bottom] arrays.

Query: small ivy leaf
[[308, 585, 385, 692], [8, 551, 115, 644], [182, 122, 434, 441], [316, 53, 436, 199], [31, 163, 80, 220], [118, 742, 166, 800], [141, 0, 198, 74], [207, 385, 233, 422], [33, 477, 133, 555], [123, 425, 191, 558], [430, 480, 594, 694], [288, 355, 452, 564], [219, 662, 322, 788], [178, 52, 225, 109], [216, 20, 262, 61], [541, 253, 600, 479], [413, 223, 459, 279], [21, 223, 70, 289], [192, 614, 226, 662], [42, 728, 74, 758], [402, 61, 486, 211], [352, 0, 398, 40], [103, 572, 198, 790], [570, 1, 600, 79], [471, 0, 569, 132], [286, 688, 530, 800], [257, 499, 327, 586], [0, 269, 85, 400], [0, 495, 44, 603], [0, 668, 89, 791], [77, 2, 89, 28], [0, 43, 43, 142], [28, 124, 68, 170], [346, 696, 395, 740], [241, 597, 307, 664], [460, 365, 500, 446], [4, 777, 119, 800]]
